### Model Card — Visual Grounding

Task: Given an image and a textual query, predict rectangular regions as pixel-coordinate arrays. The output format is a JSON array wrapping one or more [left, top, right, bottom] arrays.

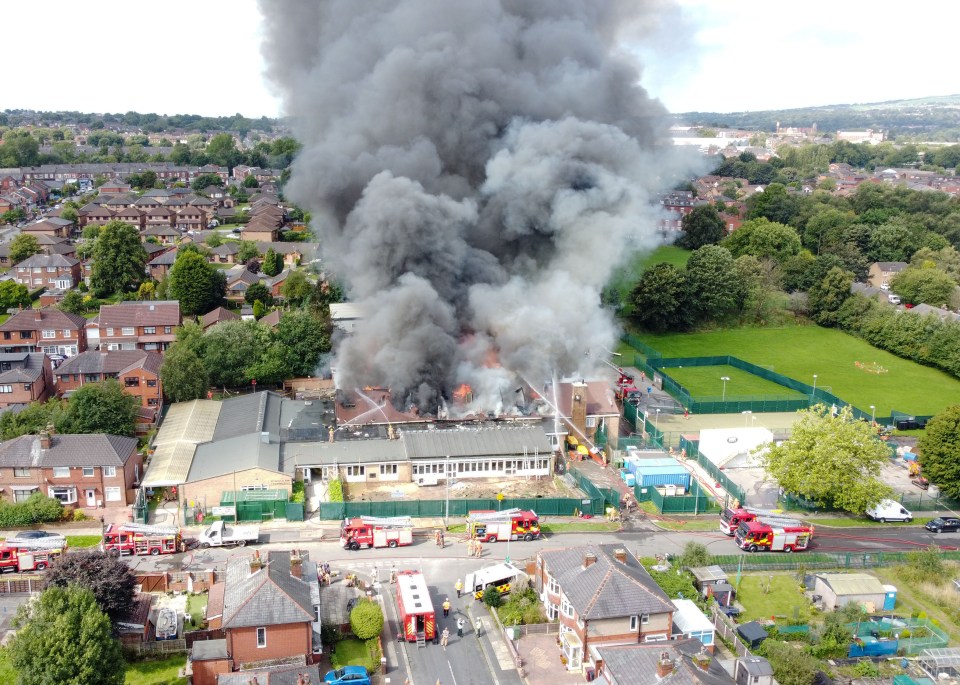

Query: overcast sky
[[5, 0, 958, 118]]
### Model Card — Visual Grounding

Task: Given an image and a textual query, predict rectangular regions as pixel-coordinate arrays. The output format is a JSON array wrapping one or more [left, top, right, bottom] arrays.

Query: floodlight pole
[[870, 405, 876, 424], [812, 374, 818, 397], [721, 376, 730, 402]]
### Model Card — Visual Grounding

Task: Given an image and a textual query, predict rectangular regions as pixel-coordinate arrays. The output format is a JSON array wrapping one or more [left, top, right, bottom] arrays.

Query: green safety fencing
[[317, 495, 604, 521], [221, 489, 289, 522], [781, 490, 960, 513], [679, 436, 747, 506], [622, 334, 661, 360], [711, 549, 960, 573], [850, 618, 947, 655], [636, 480, 721, 514]]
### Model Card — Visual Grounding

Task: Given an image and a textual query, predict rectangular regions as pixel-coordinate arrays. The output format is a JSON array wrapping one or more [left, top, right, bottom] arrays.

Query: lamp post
[[654, 408, 660, 432], [721, 376, 730, 402], [870, 405, 876, 424], [812, 374, 818, 397], [444, 455, 450, 522], [742, 410, 752, 427]]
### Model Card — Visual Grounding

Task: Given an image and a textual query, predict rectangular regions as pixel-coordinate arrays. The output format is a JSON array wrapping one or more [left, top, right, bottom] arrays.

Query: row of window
[[17, 267, 71, 273], [345, 464, 398, 477], [41, 330, 76, 339], [14, 466, 117, 478], [103, 326, 172, 336], [0, 384, 30, 393], [411, 458, 550, 476], [44, 485, 122, 505]]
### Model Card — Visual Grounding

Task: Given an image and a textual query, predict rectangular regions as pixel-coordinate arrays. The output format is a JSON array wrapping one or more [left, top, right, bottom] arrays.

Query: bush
[[679, 542, 711, 569], [366, 638, 382, 673], [320, 624, 343, 646], [902, 546, 945, 583], [349, 599, 384, 640], [0, 493, 63, 527], [853, 660, 880, 677], [482, 586, 503, 609], [72, 509, 88, 522], [291, 480, 305, 504], [329, 479, 344, 502], [497, 588, 547, 626]]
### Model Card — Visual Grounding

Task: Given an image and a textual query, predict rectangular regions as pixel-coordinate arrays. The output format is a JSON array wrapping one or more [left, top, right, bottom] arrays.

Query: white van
[[888, 294, 901, 305], [865, 499, 912, 523]]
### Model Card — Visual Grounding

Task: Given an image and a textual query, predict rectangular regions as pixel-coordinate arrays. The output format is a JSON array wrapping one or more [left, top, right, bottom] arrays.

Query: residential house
[[192, 550, 320, 685], [868, 261, 908, 289], [0, 308, 87, 357], [98, 179, 132, 194], [13, 253, 82, 290], [258, 309, 281, 330], [0, 431, 141, 509], [550, 379, 621, 451], [536, 544, 675, 671], [114, 207, 145, 231], [200, 306, 239, 330], [267, 269, 291, 299], [103, 194, 135, 212], [144, 206, 176, 229], [0, 352, 54, 408], [241, 220, 279, 243], [594, 640, 734, 685], [257, 242, 304, 266], [195, 164, 229, 183], [22, 217, 73, 238], [97, 301, 181, 352], [54, 349, 163, 411], [224, 267, 262, 302], [148, 248, 178, 280], [134, 196, 163, 211], [176, 207, 206, 232], [210, 242, 239, 264], [142, 225, 180, 245], [79, 204, 114, 228]]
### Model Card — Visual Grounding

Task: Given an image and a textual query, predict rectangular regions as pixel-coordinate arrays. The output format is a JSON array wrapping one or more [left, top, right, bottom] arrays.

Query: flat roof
[[397, 572, 433, 614]]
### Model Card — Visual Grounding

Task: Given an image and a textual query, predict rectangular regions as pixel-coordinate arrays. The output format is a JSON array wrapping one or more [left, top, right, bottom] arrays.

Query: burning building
[[259, 0, 696, 413]]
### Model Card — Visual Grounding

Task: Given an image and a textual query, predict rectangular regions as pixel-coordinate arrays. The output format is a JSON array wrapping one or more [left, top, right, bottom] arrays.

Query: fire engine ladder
[[742, 507, 788, 517], [467, 508, 522, 522], [120, 523, 180, 536], [756, 516, 806, 528], [11, 538, 65, 551], [357, 516, 413, 529], [416, 631, 426, 648]]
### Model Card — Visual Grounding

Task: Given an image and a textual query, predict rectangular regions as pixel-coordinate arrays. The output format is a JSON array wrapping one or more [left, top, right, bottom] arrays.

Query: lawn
[[630, 325, 960, 417], [807, 516, 935, 528], [0, 650, 186, 684], [608, 245, 692, 298], [654, 517, 721, 532], [331, 638, 377, 673], [736, 573, 811, 623], [185, 594, 208, 629], [66, 535, 102, 548], [665, 364, 804, 400]]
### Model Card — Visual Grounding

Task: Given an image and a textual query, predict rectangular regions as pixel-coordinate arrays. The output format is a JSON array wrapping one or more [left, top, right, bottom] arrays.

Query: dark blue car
[[324, 666, 371, 685]]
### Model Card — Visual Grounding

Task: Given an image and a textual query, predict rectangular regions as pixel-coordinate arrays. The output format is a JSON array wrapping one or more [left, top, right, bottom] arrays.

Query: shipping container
[[625, 455, 685, 475], [633, 463, 691, 488]]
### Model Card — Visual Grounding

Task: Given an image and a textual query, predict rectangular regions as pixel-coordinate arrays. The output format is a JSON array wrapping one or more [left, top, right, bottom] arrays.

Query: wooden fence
[[130, 639, 188, 656], [0, 575, 43, 594], [135, 570, 220, 594]]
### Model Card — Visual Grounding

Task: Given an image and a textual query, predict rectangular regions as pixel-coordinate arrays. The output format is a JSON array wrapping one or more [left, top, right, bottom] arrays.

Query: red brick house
[[200, 307, 239, 330], [175, 207, 206, 232], [0, 308, 87, 357], [97, 301, 181, 352], [22, 217, 73, 238], [54, 350, 163, 412], [144, 206, 176, 228], [192, 550, 320, 685], [13, 253, 82, 290], [147, 249, 178, 280], [241, 221, 279, 243], [114, 207, 145, 231], [79, 205, 115, 228], [0, 352, 54, 408], [536, 544, 675, 671], [0, 431, 141, 509]]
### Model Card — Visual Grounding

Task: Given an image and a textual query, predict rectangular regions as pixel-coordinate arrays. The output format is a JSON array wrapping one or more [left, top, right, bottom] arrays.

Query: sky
[[4, 0, 958, 118]]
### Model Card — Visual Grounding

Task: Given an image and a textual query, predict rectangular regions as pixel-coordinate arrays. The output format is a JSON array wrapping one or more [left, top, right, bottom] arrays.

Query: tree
[[890, 266, 956, 306], [280, 270, 313, 306], [1, 208, 26, 225], [684, 245, 741, 321], [0, 400, 66, 440], [191, 173, 224, 192], [206, 232, 224, 248], [9, 586, 125, 685], [43, 550, 136, 622], [918, 406, 960, 498], [262, 247, 282, 277], [808, 266, 853, 326], [349, 599, 384, 640], [237, 240, 259, 264], [59, 206, 79, 224], [245, 282, 273, 307], [277, 309, 331, 377], [679, 542, 711, 569], [167, 250, 226, 316], [203, 320, 270, 387], [61, 380, 139, 437], [206, 133, 240, 168], [760, 640, 820, 685], [57, 290, 87, 316], [160, 343, 211, 402], [90, 220, 147, 297], [9, 233, 42, 265], [628, 263, 690, 332], [676, 205, 724, 250], [722, 218, 802, 263], [482, 586, 504, 608], [744, 183, 801, 225], [243, 173, 259, 188], [0, 280, 31, 310], [760, 405, 893, 513]]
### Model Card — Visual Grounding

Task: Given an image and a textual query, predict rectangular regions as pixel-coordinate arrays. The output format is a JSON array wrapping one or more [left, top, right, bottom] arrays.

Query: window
[[124, 377, 140, 387], [13, 489, 35, 503], [586, 416, 597, 428], [0, 385, 11, 393], [641, 614, 649, 625], [148, 398, 159, 406], [42, 330, 56, 339], [105, 487, 121, 502], [62, 330, 71, 337], [52, 467, 70, 478], [19, 331, 31, 339], [46, 266, 56, 273], [380, 464, 397, 475], [82, 467, 95, 477], [84, 373, 100, 383], [13, 468, 30, 478], [346, 465, 365, 477], [103, 466, 116, 477], [630, 615, 639, 631], [546, 602, 559, 620], [106, 328, 114, 336], [143, 326, 156, 334], [146, 379, 157, 387], [121, 327, 135, 336], [48, 486, 77, 504], [256, 627, 267, 648], [22, 383, 31, 392], [560, 596, 574, 619], [164, 326, 172, 334]]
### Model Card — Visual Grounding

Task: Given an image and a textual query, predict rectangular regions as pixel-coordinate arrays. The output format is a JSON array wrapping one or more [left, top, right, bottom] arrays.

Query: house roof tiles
[[0, 433, 138, 468], [221, 551, 314, 629]]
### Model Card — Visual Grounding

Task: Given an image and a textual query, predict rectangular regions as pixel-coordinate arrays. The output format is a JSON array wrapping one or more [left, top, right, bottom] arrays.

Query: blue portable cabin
[[883, 585, 897, 611], [632, 460, 691, 489]]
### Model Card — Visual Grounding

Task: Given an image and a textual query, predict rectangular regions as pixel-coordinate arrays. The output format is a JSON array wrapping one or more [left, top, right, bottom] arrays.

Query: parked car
[[888, 294, 902, 305], [8, 531, 65, 543], [925, 517, 960, 533], [324, 666, 371, 685], [880, 282, 890, 291], [865, 499, 912, 523]]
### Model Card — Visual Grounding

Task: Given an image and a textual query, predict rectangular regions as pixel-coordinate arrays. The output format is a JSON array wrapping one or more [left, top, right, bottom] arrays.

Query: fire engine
[[467, 509, 540, 542], [734, 517, 814, 553], [613, 368, 642, 405], [395, 571, 436, 644], [0, 538, 66, 572], [101, 523, 183, 556], [340, 516, 414, 550], [719, 506, 790, 536]]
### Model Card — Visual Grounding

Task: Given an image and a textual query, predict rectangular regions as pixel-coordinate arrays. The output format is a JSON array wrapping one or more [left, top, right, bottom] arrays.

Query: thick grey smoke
[[260, 0, 695, 410]]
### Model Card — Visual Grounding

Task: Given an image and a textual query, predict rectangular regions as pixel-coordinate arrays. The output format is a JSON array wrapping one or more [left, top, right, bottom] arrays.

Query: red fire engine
[[467, 509, 540, 542], [395, 571, 436, 644], [340, 516, 414, 550], [613, 368, 641, 405], [101, 523, 183, 556], [734, 517, 814, 553], [719, 506, 791, 536], [0, 539, 66, 572]]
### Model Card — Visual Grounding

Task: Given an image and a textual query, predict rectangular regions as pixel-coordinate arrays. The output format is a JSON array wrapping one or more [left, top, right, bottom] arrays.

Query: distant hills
[[674, 94, 960, 141]]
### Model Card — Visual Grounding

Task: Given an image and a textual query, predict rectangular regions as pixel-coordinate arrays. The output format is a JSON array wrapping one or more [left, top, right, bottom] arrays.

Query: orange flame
[[453, 384, 473, 404]]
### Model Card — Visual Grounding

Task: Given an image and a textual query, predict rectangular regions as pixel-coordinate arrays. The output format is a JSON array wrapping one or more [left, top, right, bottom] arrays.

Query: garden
[[324, 598, 383, 676]]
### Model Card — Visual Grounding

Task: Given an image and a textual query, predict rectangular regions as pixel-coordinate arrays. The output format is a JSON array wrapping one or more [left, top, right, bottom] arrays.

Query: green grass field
[[609, 245, 692, 298], [665, 364, 804, 399], [736, 574, 811, 622], [630, 325, 960, 417], [0, 650, 187, 685]]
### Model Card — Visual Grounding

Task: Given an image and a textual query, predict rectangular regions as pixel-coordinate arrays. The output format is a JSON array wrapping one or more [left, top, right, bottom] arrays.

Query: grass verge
[[810, 517, 935, 528], [66, 535, 102, 548], [124, 655, 188, 685], [655, 518, 722, 532]]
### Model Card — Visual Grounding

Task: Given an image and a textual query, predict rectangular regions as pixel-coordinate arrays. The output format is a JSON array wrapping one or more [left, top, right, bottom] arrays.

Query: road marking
[[446, 659, 460, 685]]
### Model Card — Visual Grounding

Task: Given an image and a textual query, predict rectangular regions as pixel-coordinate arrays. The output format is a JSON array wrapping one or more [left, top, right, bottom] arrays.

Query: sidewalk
[[468, 604, 524, 685]]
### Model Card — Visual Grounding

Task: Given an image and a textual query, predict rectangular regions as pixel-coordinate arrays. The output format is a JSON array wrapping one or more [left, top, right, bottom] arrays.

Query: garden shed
[[734, 657, 773, 685], [919, 648, 960, 679], [813, 573, 889, 611], [736, 621, 768, 650]]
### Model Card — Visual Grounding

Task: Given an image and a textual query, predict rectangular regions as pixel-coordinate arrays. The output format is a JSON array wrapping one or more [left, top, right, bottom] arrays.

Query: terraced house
[[0, 308, 87, 357]]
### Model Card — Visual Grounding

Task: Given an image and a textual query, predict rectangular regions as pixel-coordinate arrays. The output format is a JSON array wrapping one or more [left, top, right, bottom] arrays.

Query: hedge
[[0, 493, 64, 527]]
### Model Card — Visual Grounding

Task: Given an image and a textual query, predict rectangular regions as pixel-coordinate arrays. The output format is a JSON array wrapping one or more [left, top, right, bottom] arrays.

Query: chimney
[[249, 550, 263, 574], [693, 648, 712, 672], [34, 309, 42, 322], [614, 548, 627, 564], [38, 431, 51, 449], [656, 651, 675, 678], [583, 552, 597, 569], [290, 549, 302, 578], [571, 381, 588, 436]]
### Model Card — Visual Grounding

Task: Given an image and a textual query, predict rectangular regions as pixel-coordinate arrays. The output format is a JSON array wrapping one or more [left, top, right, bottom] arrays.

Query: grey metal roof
[[0, 434, 138, 468], [213, 392, 273, 441], [738, 657, 773, 676], [539, 544, 674, 620], [189, 433, 282, 481], [283, 438, 407, 468], [595, 640, 734, 685], [401, 425, 552, 459], [190, 638, 228, 661], [217, 665, 320, 685], [221, 551, 314, 629]]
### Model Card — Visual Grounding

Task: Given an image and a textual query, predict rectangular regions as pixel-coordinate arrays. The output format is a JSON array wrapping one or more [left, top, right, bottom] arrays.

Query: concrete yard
[[344, 474, 582, 502]]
